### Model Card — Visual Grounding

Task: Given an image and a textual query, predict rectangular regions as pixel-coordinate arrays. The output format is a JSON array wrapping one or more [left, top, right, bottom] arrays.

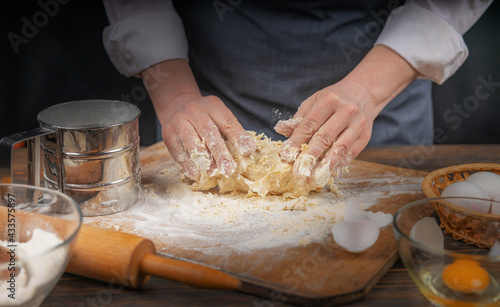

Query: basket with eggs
[[422, 163, 500, 248]]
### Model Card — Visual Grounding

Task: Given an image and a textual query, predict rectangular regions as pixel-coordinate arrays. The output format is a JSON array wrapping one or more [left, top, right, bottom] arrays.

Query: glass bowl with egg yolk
[[393, 197, 500, 307]]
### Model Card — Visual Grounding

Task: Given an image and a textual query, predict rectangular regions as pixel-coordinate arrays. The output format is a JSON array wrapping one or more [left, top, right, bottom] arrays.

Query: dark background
[[0, 1, 158, 145], [1, 1, 499, 147]]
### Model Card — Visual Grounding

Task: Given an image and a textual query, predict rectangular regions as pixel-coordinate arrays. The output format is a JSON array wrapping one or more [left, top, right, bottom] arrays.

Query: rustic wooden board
[[84, 142, 427, 306]]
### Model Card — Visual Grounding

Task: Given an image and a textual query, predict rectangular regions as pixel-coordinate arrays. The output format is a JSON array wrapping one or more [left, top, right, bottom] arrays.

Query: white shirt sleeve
[[375, 0, 493, 84], [102, 0, 188, 77]]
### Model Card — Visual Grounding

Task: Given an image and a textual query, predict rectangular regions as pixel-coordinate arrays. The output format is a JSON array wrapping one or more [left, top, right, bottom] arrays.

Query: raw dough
[[188, 132, 340, 198]]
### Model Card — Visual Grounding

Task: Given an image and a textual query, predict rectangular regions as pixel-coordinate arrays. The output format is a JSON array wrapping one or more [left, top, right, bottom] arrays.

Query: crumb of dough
[[298, 237, 311, 246], [294, 146, 316, 179], [187, 131, 340, 198], [190, 139, 212, 172]]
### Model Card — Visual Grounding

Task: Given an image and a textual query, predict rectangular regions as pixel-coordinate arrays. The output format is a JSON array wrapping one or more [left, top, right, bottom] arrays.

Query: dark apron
[[172, 0, 433, 145]]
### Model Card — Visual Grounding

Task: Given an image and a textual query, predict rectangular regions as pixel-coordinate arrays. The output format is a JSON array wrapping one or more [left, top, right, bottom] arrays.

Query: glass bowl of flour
[[0, 184, 82, 307]]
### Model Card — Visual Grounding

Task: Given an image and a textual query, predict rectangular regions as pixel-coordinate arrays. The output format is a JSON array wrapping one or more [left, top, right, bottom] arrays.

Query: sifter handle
[[0, 127, 53, 184]]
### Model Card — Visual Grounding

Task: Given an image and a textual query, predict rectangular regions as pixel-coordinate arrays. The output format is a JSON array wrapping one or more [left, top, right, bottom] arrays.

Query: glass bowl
[[393, 197, 500, 307], [0, 184, 82, 307]]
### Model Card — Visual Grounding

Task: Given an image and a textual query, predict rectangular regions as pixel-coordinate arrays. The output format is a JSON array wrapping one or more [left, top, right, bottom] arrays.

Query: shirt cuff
[[375, 3, 468, 84], [103, 10, 188, 77]]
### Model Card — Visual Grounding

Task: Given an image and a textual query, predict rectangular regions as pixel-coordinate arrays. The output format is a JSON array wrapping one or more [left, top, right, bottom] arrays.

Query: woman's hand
[[276, 45, 419, 180], [276, 79, 376, 178], [142, 59, 256, 180]]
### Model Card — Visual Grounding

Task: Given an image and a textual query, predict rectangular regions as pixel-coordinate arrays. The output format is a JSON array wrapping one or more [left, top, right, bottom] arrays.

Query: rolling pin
[[65, 223, 242, 290], [0, 206, 241, 290]]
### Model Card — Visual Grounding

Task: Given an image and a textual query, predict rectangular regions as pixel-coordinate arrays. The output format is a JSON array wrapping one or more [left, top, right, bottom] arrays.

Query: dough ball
[[188, 132, 338, 198]]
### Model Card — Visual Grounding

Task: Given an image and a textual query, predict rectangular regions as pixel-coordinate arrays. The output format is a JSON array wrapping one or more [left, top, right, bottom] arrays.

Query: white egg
[[466, 171, 500, 200], [441, 181, 491, 213], [331, 220, 380, 253], [409, 217, 444, 250]]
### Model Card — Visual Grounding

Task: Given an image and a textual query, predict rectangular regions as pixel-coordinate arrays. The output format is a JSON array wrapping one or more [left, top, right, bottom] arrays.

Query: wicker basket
[[421, 163, 500, 248]]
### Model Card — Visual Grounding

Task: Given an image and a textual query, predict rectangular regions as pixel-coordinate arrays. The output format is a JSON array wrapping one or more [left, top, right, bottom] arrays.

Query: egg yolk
[[442, 259, 490, 294]]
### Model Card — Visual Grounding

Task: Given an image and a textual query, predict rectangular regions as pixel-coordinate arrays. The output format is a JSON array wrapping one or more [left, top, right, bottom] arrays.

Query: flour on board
[[84, 153, 424, 256]]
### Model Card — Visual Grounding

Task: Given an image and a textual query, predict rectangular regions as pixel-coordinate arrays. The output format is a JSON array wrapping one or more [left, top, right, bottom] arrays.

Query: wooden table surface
[[40, 144, 500, 307]]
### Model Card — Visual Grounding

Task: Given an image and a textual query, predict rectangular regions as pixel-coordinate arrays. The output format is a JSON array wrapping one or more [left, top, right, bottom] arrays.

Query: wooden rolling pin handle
[[139, 253, 241, 290]]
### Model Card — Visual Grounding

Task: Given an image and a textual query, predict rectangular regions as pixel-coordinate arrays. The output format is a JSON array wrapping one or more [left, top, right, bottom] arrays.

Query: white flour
[[0, 228, 67, 306], [146, 181, 346, 252], [85, 160, 423, 256]]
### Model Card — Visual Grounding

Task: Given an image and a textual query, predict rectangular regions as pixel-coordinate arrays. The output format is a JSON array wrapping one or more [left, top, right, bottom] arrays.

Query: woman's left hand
[[275, 79, 376, 179], [275, 45, 419, 180]]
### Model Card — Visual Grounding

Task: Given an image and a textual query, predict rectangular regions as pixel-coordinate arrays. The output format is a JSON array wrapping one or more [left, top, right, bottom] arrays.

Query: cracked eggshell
[[364, 211, 394, 228], [343, 200, 368, 222], [441, 181, 491, 213], [489, 240, 500, 256], [331, 220, 380, 253], [409, 217, 444, 250], [344, 200, 393, 227]]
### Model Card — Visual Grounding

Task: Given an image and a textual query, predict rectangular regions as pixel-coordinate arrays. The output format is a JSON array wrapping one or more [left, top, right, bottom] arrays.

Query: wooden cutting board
[[84, 142, 427, 306]]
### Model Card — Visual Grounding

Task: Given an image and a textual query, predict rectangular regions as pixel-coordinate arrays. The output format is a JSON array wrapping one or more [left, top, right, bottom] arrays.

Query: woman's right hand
[[142, 59, 256, 180]]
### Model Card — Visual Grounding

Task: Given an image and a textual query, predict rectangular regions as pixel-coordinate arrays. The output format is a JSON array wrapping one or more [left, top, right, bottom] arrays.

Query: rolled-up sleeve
[[102, 0, 188, 77], [375, 0, 492, 84]]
